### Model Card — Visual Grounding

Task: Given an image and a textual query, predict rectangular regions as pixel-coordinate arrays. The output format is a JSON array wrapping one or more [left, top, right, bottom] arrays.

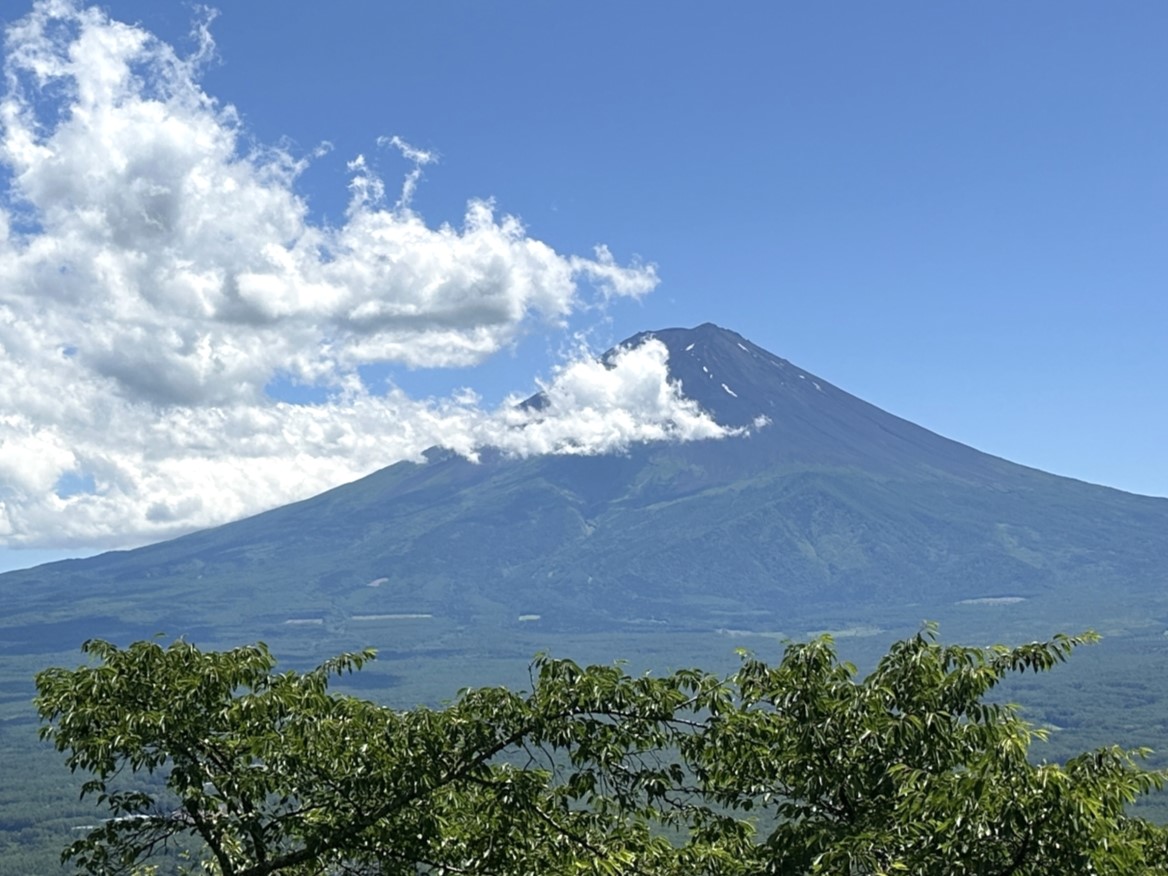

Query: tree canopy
[[36, 628, 1168, 875]]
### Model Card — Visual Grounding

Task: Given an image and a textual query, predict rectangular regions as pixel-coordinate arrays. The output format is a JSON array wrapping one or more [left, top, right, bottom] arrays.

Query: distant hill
[[4, 323, 1167, 652]]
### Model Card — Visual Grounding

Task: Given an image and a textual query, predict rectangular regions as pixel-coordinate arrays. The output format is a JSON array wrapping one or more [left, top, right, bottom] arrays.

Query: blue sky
[[0, 2, 1164, 572]]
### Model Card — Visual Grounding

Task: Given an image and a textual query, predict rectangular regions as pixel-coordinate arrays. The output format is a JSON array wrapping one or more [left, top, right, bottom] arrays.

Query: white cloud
[[0, 337, 737, 548], [0, 2, 726, 550], [483, 339, 733, 457]]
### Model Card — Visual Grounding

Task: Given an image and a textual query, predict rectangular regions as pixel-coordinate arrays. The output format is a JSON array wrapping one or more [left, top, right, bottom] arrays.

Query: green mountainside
[[4, 323, 1167, 647]]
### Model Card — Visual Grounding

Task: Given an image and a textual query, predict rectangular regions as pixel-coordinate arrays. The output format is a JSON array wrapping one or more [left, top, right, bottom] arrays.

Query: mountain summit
[[615, 323, 1039, 483], [4, 324, 1168, 652], [622, 322, 812, 427]]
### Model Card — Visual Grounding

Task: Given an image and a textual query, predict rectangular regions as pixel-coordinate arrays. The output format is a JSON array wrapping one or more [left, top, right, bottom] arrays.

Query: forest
[[23, 628, 1168, 875]]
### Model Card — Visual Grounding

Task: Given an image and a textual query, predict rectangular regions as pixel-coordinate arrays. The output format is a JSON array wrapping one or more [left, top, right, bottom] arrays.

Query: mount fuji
[[4, 323, 1167, 656]]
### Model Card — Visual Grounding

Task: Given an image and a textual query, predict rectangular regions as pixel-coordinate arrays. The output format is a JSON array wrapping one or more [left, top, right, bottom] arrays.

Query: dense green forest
[[6, 621, 1168, 874], [11, 629, 1168, 874]]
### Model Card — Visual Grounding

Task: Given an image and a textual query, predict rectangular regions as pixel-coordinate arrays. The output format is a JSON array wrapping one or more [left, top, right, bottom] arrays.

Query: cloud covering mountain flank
[[0, 2, 728, 549]]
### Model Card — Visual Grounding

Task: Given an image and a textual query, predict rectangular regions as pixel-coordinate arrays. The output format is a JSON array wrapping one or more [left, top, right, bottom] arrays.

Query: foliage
[[36, 629, 1168, 875]]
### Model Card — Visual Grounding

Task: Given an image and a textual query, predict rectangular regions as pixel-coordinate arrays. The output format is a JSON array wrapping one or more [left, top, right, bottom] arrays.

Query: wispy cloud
[[0, 1, 727, 549]]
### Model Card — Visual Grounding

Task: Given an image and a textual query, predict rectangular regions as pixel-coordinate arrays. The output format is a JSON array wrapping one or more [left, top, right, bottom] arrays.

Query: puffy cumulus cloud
[[0, 2, 729, 550], [1, 338, 739, 548], [481, 339, 734, 457], [0, 1, 658, 397]]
